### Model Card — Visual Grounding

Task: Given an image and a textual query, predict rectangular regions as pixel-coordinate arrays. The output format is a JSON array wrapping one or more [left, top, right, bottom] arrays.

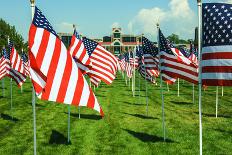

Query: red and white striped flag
[[159, 29, 198, 84], [9, 41, 27, 76], [29, 6, 103, 116], [68, 29, 91, 74], [0, 48, 26, 87], [83, 37, 118, 85]]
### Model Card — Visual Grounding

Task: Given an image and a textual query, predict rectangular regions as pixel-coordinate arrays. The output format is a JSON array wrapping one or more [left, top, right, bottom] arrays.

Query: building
[[58, 28, 142, 56], [100, 28, 142, 55]]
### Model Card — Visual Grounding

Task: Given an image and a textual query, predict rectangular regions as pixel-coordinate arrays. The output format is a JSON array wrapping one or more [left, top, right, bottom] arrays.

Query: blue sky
[[0, 0, 230, 42]]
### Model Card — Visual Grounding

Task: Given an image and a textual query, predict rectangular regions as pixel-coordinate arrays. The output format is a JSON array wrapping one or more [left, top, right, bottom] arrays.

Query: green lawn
[[0, 72, 232, 155]]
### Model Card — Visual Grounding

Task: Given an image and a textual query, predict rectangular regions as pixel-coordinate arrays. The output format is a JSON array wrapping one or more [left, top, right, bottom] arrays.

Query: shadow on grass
[[64, 112, 102, 120], [171, 101, 193, 105], [123, 112, 158, 120], [27, 102, 45, 108], [0, 113, 19, 122], [49, 130, 71, 145], [215, 129, 232, 134], [95, 94, 106, 98], [123, 129, 174, 143], [124, 102, 147, 106], [23, 89, 34, 93], [194, 112, 231, 118], [0, 96, 4, 99]]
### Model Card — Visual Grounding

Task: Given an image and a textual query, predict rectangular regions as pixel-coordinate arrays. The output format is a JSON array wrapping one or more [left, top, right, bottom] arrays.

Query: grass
[[0, 72, 232, 155]]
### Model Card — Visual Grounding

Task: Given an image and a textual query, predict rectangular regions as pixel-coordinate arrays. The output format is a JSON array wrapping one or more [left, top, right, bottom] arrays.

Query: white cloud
[[130, 0, 196, 40], [111, 22, 120, 28], [221, 0, 232, 3], [56, 22, 80, 33]]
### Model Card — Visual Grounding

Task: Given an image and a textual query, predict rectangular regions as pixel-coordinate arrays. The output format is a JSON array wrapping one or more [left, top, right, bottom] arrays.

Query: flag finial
[[156, 23, 159, 28], [73, 24, 76, 29], [30, 0, 35, 4], [197, 0, 201, 3]]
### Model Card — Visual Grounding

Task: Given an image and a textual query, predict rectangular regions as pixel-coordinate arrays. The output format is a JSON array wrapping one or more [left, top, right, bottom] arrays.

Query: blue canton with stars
[[202, 3, 232, 47], [82, 37, 98, 56], [142, 37, 158, 57], [159, 29, 175, 55], [33, 6, 58, 37], [8, 40, 14, 54], [190, 41, 198, 58], [2, 48, 10, 60], [21, 53, 28, 62], [74, 29, 81, 40], [136, 45, 143, 58], [124, 52, 130, 62]]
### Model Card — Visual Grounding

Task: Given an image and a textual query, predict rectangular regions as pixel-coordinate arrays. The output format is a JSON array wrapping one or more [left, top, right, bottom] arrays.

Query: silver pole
[[157, 24, 166, 141], [2, 79, 4, 97], [177, 78, 180, 97], [221, 86, 224, 97], [197, 1, 203, 154], [67, 105, 71, 143], [193, 84, 195, 103], [78, 107, 80, 119], [10, 78, 13, 119], [166, 82, 169, 92], [145, 69, 148, 116], [30, 0, 36, 154], [216, 86, 218, 118]]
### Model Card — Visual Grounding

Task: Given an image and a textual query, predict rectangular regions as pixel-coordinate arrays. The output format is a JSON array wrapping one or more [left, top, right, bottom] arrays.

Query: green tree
[[167, 33, 180, 44], [0, 18, 26, 54]]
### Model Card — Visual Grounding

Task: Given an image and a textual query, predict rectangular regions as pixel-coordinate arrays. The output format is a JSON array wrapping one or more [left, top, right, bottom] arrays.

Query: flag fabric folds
[[0, 48, 26, 86], [68, 29, 91, 74], [188, 41, 198, 65], [83, 37, 118, 85], [29, 6, 103, 116], [21, 53, 30, 77], [159, 29, 198, 84], [201, 3, 232, 86]]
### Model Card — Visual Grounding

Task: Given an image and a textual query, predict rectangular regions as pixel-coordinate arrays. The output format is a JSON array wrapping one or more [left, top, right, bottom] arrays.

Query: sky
[[0, 0, 232, 42]]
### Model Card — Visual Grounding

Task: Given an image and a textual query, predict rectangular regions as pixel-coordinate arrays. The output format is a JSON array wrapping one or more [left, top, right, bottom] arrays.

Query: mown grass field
[[0, 72, 232, 155]]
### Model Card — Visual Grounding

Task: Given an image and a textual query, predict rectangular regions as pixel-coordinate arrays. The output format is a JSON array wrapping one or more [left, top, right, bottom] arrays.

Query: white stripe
[[69, 38, 78, 56], [92, 65, 115, 79], [79, 79, 90, 106], [40, 33, 56, 76], [49, 43, 67, 101], [90, 70, 113, 83], [91, 59, 112, 72], [11, 49, 17, 65], [202, 59, 232, 67], [202, 73, 232, 80], [202, 45, 232, 53], [29, 67, 46, 88], [64, 59, 78, 104], [31, 28, 44, 58], [162, 74, 176, 82]]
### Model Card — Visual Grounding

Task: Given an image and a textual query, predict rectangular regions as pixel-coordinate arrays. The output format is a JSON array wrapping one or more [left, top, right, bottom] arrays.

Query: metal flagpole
[[133, 46, 136, 97], [221, 86, 224, 97], [177, 78, 180, 97], [145, 67, 148, 116], [21, 48, 24, 93], [1, 79, 4, 97], [10, 78, 13, 119], [128, 52, 131, 89], [216, 86, 218, 118], [67, 105, 71, 143], [157, 24, 166, 141], [193, 84, 195, 103], [30, 0, 37, 154], [78, 107, 80, 119], [197, 0, 203, 154], [166, 82, 169, 92]]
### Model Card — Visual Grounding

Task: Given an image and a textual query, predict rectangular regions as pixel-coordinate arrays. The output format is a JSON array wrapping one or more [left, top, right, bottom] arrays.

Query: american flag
[[125, 52, 133, 78], [201, 3, 232, 86], [21, 52, 30, 77], [90, 76, 101, 87], [0, 48, 26, 86], [142, 37, 159, 77], [188, 41, 198, 65], [83, 37, 118, 85], [159, 29, 198, 84], [9, 41, 27, 75], [68, 29, 91, 74], [118, 54, 126, 71], [29, 6, 103, 116]]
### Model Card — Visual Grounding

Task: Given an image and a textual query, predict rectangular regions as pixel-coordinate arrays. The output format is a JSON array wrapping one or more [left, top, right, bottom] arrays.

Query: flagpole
[[30, 1, 37, 154], [67, 105, 71, 143], [166, 82, 169, 92], [197, 0, 203, 154], [133, 46, 136, 97], [10, 78, 13, 119], [177, 78, 180, 97], [21, 48, 24, 93], [145, 68, 148, 116], [216, 86, 218, 118], [1, 79, 4, 97], [221, 86, 224, 96], [193, 84, 195, 103], [157, 23, 166, 141]]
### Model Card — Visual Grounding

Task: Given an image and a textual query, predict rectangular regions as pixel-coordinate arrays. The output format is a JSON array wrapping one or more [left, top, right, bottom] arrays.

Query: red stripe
[[72, 69, 84, 105], [56, 51, 72, 103], [41, 38, 61, 100], [202, 66, 232, 73], [202, 79, 232, 86], [36, 30, 50, 69], [202, 52, 232, 60]]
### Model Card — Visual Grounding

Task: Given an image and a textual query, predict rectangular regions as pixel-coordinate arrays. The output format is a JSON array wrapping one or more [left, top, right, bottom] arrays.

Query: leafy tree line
[[167, 33, 192, 44], [0, 18, 27, 54]]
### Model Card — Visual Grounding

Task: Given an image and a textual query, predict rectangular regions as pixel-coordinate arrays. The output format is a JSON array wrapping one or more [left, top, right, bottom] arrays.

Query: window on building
[[114, 33, 121, 38], [103, 36, 111, 42], [122, 36, 136, 42], [114, 42, 120, 46]]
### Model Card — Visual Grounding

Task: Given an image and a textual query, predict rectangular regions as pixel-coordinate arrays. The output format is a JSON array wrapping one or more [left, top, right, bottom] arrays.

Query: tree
[[167, 33, 180, 44], [0, 18, 27, 54]]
